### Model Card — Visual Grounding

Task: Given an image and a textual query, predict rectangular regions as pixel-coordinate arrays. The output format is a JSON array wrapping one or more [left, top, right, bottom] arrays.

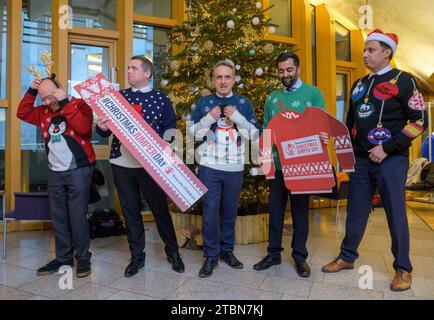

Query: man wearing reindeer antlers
[[17, 74, 96, 278]]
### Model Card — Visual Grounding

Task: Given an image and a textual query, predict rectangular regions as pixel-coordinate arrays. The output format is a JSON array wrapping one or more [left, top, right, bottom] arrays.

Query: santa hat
[[365, 29, 398, 53]]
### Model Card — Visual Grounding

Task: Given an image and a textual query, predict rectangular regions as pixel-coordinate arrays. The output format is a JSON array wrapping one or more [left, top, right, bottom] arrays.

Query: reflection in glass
[[0, 108, 5, 190], [336, 73, 348, 122], [0, 0, 7, 99], [134, 0, 172, 19], [335, 22, 351, 61], [21, 1, 52, 192], [133, 24, 170, 90], [311, 5, 317, 86], [269, 0, 292, 37], [70, 44, 110, 145], [69, 0, 116, 30]]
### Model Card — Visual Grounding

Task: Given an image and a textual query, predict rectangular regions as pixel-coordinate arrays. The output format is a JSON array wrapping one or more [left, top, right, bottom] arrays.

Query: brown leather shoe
[[322, 258, 354, 273], [391, 269, 412, 292]]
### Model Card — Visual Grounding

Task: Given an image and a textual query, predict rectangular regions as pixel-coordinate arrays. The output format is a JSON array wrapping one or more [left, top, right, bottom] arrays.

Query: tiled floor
[[1, 203, 433, 300]]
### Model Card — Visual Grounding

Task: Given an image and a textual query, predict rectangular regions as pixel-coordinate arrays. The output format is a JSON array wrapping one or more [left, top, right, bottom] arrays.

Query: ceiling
[[317, 0, 434, 93]]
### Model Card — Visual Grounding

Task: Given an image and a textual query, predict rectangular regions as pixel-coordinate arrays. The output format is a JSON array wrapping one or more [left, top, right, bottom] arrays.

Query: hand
[[209, 107, 221, 120], [30, 78, 42, 90], [369, 145, 388, 163], [223, 105, 236, 118], [97, 117, 110, 132], [319, 132, 330, 145], [52, 89, 68, 101]]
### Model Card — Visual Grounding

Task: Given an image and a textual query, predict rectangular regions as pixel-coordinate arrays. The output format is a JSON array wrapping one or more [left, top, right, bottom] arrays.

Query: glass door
[[68, 36, 117, 211]]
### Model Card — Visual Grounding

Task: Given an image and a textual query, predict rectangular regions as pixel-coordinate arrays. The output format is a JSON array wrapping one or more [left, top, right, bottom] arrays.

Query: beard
[[281, 75, 298, 90]]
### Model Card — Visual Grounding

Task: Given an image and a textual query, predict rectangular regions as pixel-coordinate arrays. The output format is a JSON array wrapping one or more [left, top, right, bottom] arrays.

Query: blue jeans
[[199, 166, 243, 259], [339, 155, 412, 272]]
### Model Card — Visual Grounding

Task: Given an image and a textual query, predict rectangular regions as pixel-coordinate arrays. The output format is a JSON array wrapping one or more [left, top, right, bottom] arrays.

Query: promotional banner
[[74, 73, 207, 212]]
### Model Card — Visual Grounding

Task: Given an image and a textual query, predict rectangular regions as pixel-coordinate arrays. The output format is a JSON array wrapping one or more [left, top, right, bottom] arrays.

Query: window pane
[[21, 1, 52, 192], [69, 0, 116, 30], [335, 22, 351, 61], [70, 43, 110, 145], [0, 108, 5, 191], [134, 0, 172, 19], [133, 23, 170, 90], [311, 5, 317, 86], [0, 0, 7, 100], [336, 73, 348, 122], [269, 0, 292, 37]]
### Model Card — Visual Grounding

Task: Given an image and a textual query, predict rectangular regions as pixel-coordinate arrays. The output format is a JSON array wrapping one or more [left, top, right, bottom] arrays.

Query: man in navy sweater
[[97, 56, 184, 277]]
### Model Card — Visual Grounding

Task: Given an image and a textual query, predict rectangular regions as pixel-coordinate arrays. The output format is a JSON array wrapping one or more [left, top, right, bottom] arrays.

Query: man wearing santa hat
[[322, 29, 428, 292]]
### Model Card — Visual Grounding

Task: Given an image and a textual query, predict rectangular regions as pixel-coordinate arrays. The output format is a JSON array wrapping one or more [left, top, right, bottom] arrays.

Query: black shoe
[[76, 261, 91, 278], [295, 260, 311, 278], [124, 254, 145, 277], [220, 252, 244, 269], [36, 259, 73, 276], [167, 253, 185, 273], [199, 258, 218, 278], [253, 255, 282, 271]]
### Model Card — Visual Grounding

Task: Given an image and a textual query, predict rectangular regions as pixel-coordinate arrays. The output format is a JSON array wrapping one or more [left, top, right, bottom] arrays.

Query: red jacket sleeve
[[260, 118, 277, 179], [17, 88, 42, 126]]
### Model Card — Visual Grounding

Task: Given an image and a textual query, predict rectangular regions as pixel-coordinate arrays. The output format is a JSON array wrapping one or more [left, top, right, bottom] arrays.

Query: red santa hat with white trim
[[365, 29, 399, 54]]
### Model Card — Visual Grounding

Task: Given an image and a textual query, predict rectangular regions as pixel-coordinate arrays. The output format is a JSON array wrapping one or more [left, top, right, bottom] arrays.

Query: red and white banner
[[74, 73, 207, 212]]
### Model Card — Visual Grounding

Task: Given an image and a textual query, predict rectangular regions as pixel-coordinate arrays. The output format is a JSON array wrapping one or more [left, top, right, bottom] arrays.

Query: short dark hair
[[379, 42, 394, 60], [131, 55, 154, 76], [276, 51, 300, 68]]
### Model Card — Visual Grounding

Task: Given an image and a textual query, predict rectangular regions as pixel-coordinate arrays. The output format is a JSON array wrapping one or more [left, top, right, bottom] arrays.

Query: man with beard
[[253, 52, 326, 277]]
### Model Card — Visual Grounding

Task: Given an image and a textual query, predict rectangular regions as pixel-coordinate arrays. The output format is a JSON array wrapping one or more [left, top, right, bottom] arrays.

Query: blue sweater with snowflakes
[[189, 92, 259, 172]]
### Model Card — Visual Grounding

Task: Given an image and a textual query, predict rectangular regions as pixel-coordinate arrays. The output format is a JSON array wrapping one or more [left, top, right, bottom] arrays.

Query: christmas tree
[[159, 0, 292, 214]]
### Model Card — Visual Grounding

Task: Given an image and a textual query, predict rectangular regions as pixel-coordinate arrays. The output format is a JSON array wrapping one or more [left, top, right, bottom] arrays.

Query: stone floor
[[0, 203, 433, 300]]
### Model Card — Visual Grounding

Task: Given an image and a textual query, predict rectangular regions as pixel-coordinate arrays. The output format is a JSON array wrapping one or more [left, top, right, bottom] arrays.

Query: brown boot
[[322, 258, 354, 273], [391, 269, 412, 292]]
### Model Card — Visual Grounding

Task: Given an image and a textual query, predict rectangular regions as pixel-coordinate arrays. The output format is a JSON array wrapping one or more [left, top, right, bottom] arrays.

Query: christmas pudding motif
[[373, 79, 399, 101]]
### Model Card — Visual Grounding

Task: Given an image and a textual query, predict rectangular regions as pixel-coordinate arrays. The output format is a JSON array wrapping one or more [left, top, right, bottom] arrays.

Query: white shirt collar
[[369, 65, 393, 78], [216, 91, 234, 98], [284, 79, 303, 93], [131, 84, 152, 93]]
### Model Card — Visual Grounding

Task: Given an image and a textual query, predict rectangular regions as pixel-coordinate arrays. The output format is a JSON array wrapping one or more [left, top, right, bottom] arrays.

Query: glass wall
[[335, 22, 351, 61], [69, 0, 116, 30], [336, 73, 348, 122], [133, 23, 170, 90], [0, 0, 7, 100], [269, 0, 292, 37], [21, 0, 52, 192], [134, 0, 172, 19], [0, 108, 5, 191], [310, 5, 317, 85]]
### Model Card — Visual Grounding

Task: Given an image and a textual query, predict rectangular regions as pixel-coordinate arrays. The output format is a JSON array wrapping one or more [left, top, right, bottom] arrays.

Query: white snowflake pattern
[[80, 89, 91, 99], [291, 101, 301, 108], [204, 106, 211, 113], [272, 98, 278, 104], [239, 98, 246, 104], [209, 100, 214, 105], [89, 84, 100, 94], [306, 101, 312, 106]]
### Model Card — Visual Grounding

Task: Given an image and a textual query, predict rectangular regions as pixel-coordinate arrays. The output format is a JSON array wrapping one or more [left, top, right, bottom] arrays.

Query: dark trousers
[[199, 166, 243, 259], [112, 165, 178, 258], [267, 170, 310, 263], [339, 155, 413, 272], [48, 166, 92, 265]]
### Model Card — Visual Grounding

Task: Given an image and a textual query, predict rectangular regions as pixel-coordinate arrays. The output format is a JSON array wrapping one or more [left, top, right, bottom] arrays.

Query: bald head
[[39, 79, 62, 111]]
